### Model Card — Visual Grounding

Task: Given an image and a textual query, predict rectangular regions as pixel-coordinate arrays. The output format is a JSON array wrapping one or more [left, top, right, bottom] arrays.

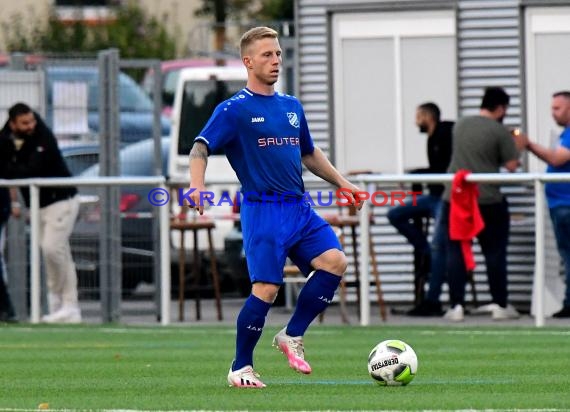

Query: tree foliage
[[1, 2, 176, 60], [195, 0, 253, 22], [254, 0, 294, 21], [196, 0, 294, 22]]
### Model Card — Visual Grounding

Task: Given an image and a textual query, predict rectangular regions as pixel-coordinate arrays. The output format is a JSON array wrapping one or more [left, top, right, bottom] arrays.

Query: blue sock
[[286, 270, 342, 337], [233, 294, 272, 371]]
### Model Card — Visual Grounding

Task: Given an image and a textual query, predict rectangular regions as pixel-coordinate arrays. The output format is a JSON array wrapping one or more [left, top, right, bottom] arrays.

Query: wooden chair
[[325, 170, 387, 321], [170, 210, 223, 322]]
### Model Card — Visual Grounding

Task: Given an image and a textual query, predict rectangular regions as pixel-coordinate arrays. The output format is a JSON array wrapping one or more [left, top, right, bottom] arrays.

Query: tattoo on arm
[[190, 142, 208, 164]]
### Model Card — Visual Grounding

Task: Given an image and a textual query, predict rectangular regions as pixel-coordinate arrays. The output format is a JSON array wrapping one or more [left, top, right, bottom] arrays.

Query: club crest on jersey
[[287, 112, 300, 128]]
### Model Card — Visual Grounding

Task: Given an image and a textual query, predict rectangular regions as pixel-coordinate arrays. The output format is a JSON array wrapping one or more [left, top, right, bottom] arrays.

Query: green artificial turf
[[0, 324, 569, 411]]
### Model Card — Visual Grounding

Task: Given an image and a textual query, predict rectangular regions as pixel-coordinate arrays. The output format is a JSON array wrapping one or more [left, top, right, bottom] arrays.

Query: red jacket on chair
[[449, 170, 485, 271]]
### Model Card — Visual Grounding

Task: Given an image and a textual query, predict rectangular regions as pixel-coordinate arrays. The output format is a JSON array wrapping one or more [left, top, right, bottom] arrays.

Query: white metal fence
[[2, 172, 569, 327], [353, 172, 570, 328], [1, 177, 171, 325]]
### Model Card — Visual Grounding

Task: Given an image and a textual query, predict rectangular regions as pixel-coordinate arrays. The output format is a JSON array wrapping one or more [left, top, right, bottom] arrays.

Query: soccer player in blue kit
[[187, 26, 362, 388]]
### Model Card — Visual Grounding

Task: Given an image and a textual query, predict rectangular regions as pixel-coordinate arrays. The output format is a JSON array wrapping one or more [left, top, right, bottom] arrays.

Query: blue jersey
[[545, 126, 570, 208], [195, 88, 315, 200]]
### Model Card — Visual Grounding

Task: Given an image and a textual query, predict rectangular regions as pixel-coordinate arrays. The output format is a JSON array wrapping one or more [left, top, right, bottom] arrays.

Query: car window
[[81, 138, 169, 177], [141, 70, 153, 96], [47, 70, 98, 110], [64, 152, 100, 176], [120, 141, 156, 176], [178, 79, 245, 156], [162, 69, 181, 106], [46, 68, 153, 113], [60, 143, 100, 175], [118, 72, 153, 112]]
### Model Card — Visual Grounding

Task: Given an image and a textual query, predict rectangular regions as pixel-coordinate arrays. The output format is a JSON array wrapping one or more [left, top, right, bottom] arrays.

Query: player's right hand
[[186, 183, 206, 215]]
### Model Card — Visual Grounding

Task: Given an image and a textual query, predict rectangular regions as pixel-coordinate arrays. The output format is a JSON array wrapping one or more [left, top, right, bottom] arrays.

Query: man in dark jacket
[[0, 102, 81, 323], [387, 102, 453, 316]]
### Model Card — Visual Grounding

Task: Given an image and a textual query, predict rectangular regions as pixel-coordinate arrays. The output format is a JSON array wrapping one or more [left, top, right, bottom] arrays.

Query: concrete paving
[[78, 297, 568, 328]]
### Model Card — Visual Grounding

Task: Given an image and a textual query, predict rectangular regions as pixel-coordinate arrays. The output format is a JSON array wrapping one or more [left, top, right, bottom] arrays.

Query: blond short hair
[[240, 26, 278, 57]]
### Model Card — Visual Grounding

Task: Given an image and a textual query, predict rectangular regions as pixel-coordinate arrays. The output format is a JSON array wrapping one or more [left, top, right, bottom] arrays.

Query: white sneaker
[[272, 327, 312, 374], [443, 304, 464, 322], [42, 305, 82, 324], [472, 303, 500, 315], [492, 304, 520, 320], [227, 364, 266, 388]]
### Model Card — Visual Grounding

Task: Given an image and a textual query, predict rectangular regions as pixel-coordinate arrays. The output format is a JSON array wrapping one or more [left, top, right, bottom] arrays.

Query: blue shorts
[[241, 201, 342, 285]]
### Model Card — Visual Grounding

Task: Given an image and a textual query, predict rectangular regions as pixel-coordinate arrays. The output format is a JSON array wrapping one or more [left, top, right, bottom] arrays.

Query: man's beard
[[419, 125, 428, 133], [555, 117, 568, 127], [13, 129, 33, 138]]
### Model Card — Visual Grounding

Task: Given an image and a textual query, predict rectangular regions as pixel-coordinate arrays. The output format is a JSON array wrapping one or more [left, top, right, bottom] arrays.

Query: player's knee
[[311, 249, 347, 275], [333, 251, 348, 274], [252, 282, 280, 303]]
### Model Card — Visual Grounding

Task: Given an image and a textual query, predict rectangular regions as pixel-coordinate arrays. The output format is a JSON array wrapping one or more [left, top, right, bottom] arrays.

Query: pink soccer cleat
[[272, 327, 312, 374]]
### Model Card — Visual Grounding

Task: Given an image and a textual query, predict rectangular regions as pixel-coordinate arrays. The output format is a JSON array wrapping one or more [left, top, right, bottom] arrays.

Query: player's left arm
[[302, 147, 363, 209]]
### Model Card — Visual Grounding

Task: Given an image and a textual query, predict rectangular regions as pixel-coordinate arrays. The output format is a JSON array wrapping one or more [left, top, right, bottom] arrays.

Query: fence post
[[151, 59, 163, 322], [534, 178, 545, 327], [160, 181, 171, 325], [358, 177, 371, 326], [98, 49, 122, 323], [29, 184, 41, 324]]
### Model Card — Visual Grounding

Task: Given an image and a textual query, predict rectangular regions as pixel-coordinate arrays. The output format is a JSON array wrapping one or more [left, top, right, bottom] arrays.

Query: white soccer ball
[[367, 339, 418, 386]]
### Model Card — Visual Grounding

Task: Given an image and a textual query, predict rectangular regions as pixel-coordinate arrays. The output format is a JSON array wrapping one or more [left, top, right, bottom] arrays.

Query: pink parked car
[[142, 58, 242, 118]]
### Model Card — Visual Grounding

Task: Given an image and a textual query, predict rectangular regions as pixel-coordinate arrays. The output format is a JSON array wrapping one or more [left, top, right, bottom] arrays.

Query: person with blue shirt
[[526, 91, 570, 318], [387, 102, 453, 316], [187, 26, 362, 388]]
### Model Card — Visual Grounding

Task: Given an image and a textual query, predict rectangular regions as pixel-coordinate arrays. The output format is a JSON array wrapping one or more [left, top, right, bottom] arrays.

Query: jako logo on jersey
[[251, 117, 265, 123], [287, 112, 300, 128]]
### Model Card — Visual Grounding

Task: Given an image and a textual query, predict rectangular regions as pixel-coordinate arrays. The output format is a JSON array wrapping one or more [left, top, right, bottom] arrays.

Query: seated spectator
[[387, 103, 453, 316]]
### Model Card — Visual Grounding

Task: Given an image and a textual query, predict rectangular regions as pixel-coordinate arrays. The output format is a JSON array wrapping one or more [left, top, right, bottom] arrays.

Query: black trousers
[[440, 200, 510, 307], [0, 220, 15, 318]]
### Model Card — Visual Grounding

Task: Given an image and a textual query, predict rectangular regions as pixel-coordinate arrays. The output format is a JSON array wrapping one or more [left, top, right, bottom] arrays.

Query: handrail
[[2, 172, 569, 327], [352, 172, 569, 327], [1, 177, 170, 325]]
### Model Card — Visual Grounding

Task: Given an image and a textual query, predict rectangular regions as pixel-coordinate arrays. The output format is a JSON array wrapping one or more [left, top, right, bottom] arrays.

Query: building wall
[[456, 0, 521, 126], [0, 0, 51, 52], [0, 0, 211, 58], [295, 0, 564, 309], [135, 0, 210, 57]]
